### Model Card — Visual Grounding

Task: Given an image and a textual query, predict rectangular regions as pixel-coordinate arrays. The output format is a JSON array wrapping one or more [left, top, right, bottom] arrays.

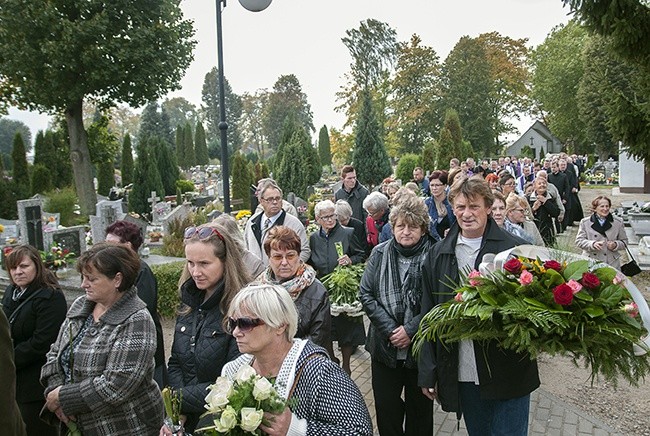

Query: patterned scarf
[[377, 236, 432, 325], [258, 262, 317, 300]]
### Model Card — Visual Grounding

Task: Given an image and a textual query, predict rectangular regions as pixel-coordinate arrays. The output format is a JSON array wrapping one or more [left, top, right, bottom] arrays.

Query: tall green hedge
[[151, 261, 185, 319]]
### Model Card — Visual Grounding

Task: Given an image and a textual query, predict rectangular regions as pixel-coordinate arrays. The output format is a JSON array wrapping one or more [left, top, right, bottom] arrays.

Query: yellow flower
[[0, 224, 4, 233]]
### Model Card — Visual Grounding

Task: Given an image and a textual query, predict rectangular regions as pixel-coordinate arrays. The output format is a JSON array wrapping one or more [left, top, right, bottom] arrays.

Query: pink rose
[[553, 283, 574, 306], [567, 279, 583, 294], [518, 270, 533, 286], [624, 302, 639, 318], [613, 274, 624, 285], [468, 270, 481, 287], [454, 292, 463, 302], [543, 260, 563, 272], [504, 258, 522, 274]]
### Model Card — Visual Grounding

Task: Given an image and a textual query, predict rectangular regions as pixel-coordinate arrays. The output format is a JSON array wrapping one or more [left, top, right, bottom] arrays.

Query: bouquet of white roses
[[195, 365, 288, 435]]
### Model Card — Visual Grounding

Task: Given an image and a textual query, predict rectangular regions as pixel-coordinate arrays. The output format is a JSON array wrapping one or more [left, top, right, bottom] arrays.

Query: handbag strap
[[621, 241, 636, 261], [8, 288, 44, 325]]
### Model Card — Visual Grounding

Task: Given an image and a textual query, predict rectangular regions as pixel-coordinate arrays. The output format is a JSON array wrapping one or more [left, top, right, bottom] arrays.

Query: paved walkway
[[346, 344, 624, 435]]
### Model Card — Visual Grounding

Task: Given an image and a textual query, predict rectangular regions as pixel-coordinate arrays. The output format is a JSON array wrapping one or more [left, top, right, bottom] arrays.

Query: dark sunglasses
[[184, 226, 225, 242], [226, 317, 265, 334]]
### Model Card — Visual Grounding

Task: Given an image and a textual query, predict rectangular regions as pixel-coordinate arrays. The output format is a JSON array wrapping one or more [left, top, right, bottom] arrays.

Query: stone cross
[[148, 191, 160, 221]]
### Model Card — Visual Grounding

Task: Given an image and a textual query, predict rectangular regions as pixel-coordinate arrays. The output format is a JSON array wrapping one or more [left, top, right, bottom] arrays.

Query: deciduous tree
[[443, 37, 493, 156], [389, 34, 442, 155], [0, 0, 195, 215], [530, 21, 589, 150]]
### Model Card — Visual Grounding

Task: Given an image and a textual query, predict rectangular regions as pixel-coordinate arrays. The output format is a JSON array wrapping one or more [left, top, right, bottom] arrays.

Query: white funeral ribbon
[[478, 245, 650, 356]]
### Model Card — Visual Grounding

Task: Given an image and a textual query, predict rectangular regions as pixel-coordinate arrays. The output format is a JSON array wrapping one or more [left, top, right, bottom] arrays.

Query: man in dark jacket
[[334, 165, 370, 222], [418, 177, 540, 435], [548, 160, 571, 233]]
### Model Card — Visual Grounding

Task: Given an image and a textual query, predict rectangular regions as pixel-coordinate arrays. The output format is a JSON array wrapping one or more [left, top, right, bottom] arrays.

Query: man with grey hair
[[253, 178, 298, 217], [244, 180, 310, 267]]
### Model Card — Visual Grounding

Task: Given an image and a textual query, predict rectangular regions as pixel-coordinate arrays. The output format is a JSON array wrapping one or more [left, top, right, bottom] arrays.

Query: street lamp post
[[215, 0, 272, 213]]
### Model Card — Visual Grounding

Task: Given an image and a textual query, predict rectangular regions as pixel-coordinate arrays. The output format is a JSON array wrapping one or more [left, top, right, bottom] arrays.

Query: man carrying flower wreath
[[417, 176, 540, 435]]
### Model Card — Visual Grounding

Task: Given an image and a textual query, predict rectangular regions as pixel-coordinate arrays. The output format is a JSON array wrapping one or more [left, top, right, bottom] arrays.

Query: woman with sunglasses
[[504, 193, 545, 246], [309, 200, 365, 376], [164, 223, 252, 434], [216, 284, 372, 435], [256, 226, 331, 349]]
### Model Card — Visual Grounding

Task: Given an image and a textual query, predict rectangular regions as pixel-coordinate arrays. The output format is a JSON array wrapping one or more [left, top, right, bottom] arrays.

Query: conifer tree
[[276, 136, 308, 199], [422, 140, 436, 174], [31, 163, 53, 195], [230, 152, 253, 210], [317, 125, 332, 167], [352, 90, 391, 187], [155, 141, 180, 196], [183, 122, 195, 168], [175, 125, 185, 168], [33, 131, 47, 167], [194, 121, 209, 165], [129, 138, 164, 216], [0, 155, 16, 219], [96, 160, 115, 196], [11, 132, 30, 200], [273, 113, 299, 173], [121, 133, 134, 187], [254, 161, 270, 184]]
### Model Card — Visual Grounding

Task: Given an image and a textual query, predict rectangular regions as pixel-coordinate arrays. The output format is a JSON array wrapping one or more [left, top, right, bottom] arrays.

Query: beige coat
[[575, 215, 628, 269]]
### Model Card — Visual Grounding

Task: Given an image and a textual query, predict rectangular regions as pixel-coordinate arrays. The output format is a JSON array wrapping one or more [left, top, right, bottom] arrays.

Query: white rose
[[240, 407, 264, 432], [253, 376, 274, 401], [205, 377, 233, 413], [215, 406, 237, 432], [235, 364, 257, 383]]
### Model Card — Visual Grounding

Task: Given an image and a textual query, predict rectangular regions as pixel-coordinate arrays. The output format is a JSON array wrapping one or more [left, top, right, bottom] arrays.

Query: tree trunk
[[65, 99, 97, 216]]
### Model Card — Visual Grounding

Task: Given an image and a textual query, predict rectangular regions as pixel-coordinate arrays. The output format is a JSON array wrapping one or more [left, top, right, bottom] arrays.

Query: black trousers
[[371, 359, 433, 436]]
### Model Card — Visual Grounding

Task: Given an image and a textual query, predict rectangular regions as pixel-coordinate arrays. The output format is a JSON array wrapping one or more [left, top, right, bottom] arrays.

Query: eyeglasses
[[226, 317, 265, 334], [318, 214, 337, 221], [262, 196, 282, 203], [184, 226, 225, 242], [269, 252, 299, 262]]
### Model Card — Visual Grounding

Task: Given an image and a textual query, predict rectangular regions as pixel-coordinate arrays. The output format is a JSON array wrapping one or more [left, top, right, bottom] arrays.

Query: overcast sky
[[8, 0, 572, 143]]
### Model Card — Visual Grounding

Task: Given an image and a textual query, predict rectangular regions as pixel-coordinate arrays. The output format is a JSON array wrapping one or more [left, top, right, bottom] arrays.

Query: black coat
[[136, 260, 166, 384], [308, 223, 365, 278], [1, 284, 67, 403], [417, 220, 540, 413], [359, 239, 433, 369], [167, 279, 240, 432], [295, 280, 331, 349]]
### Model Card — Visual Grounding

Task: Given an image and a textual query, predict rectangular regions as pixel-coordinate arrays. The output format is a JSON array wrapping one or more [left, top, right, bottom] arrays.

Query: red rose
[[544, 260, 562, 271], [503, 258, 522, 274], [553, 283, 574, 305], [581, 272, 601, 289]]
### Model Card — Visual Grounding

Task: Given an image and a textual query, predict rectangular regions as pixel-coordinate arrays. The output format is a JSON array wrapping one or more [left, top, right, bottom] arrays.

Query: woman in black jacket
[[359, 196, 435, 436], [165, 223, 251, 434], [527, 177, 560, 246], [2, 245, 66, 435]]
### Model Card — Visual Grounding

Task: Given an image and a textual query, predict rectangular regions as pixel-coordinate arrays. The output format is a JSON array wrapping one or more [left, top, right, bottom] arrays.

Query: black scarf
[[590, 213, 613, 237]]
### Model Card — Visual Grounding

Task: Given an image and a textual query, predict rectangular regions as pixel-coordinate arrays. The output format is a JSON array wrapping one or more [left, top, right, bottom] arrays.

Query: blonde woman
[[504, 193, 545, 246]]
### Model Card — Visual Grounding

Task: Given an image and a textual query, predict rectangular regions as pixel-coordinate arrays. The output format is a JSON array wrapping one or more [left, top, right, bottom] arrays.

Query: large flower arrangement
[[196, 364, 289, 435], [414, 252, 650, 386]]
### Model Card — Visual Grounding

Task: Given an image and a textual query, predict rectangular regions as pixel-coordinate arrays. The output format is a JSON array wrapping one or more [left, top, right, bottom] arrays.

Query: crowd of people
[[1, 151, 633, 436]]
